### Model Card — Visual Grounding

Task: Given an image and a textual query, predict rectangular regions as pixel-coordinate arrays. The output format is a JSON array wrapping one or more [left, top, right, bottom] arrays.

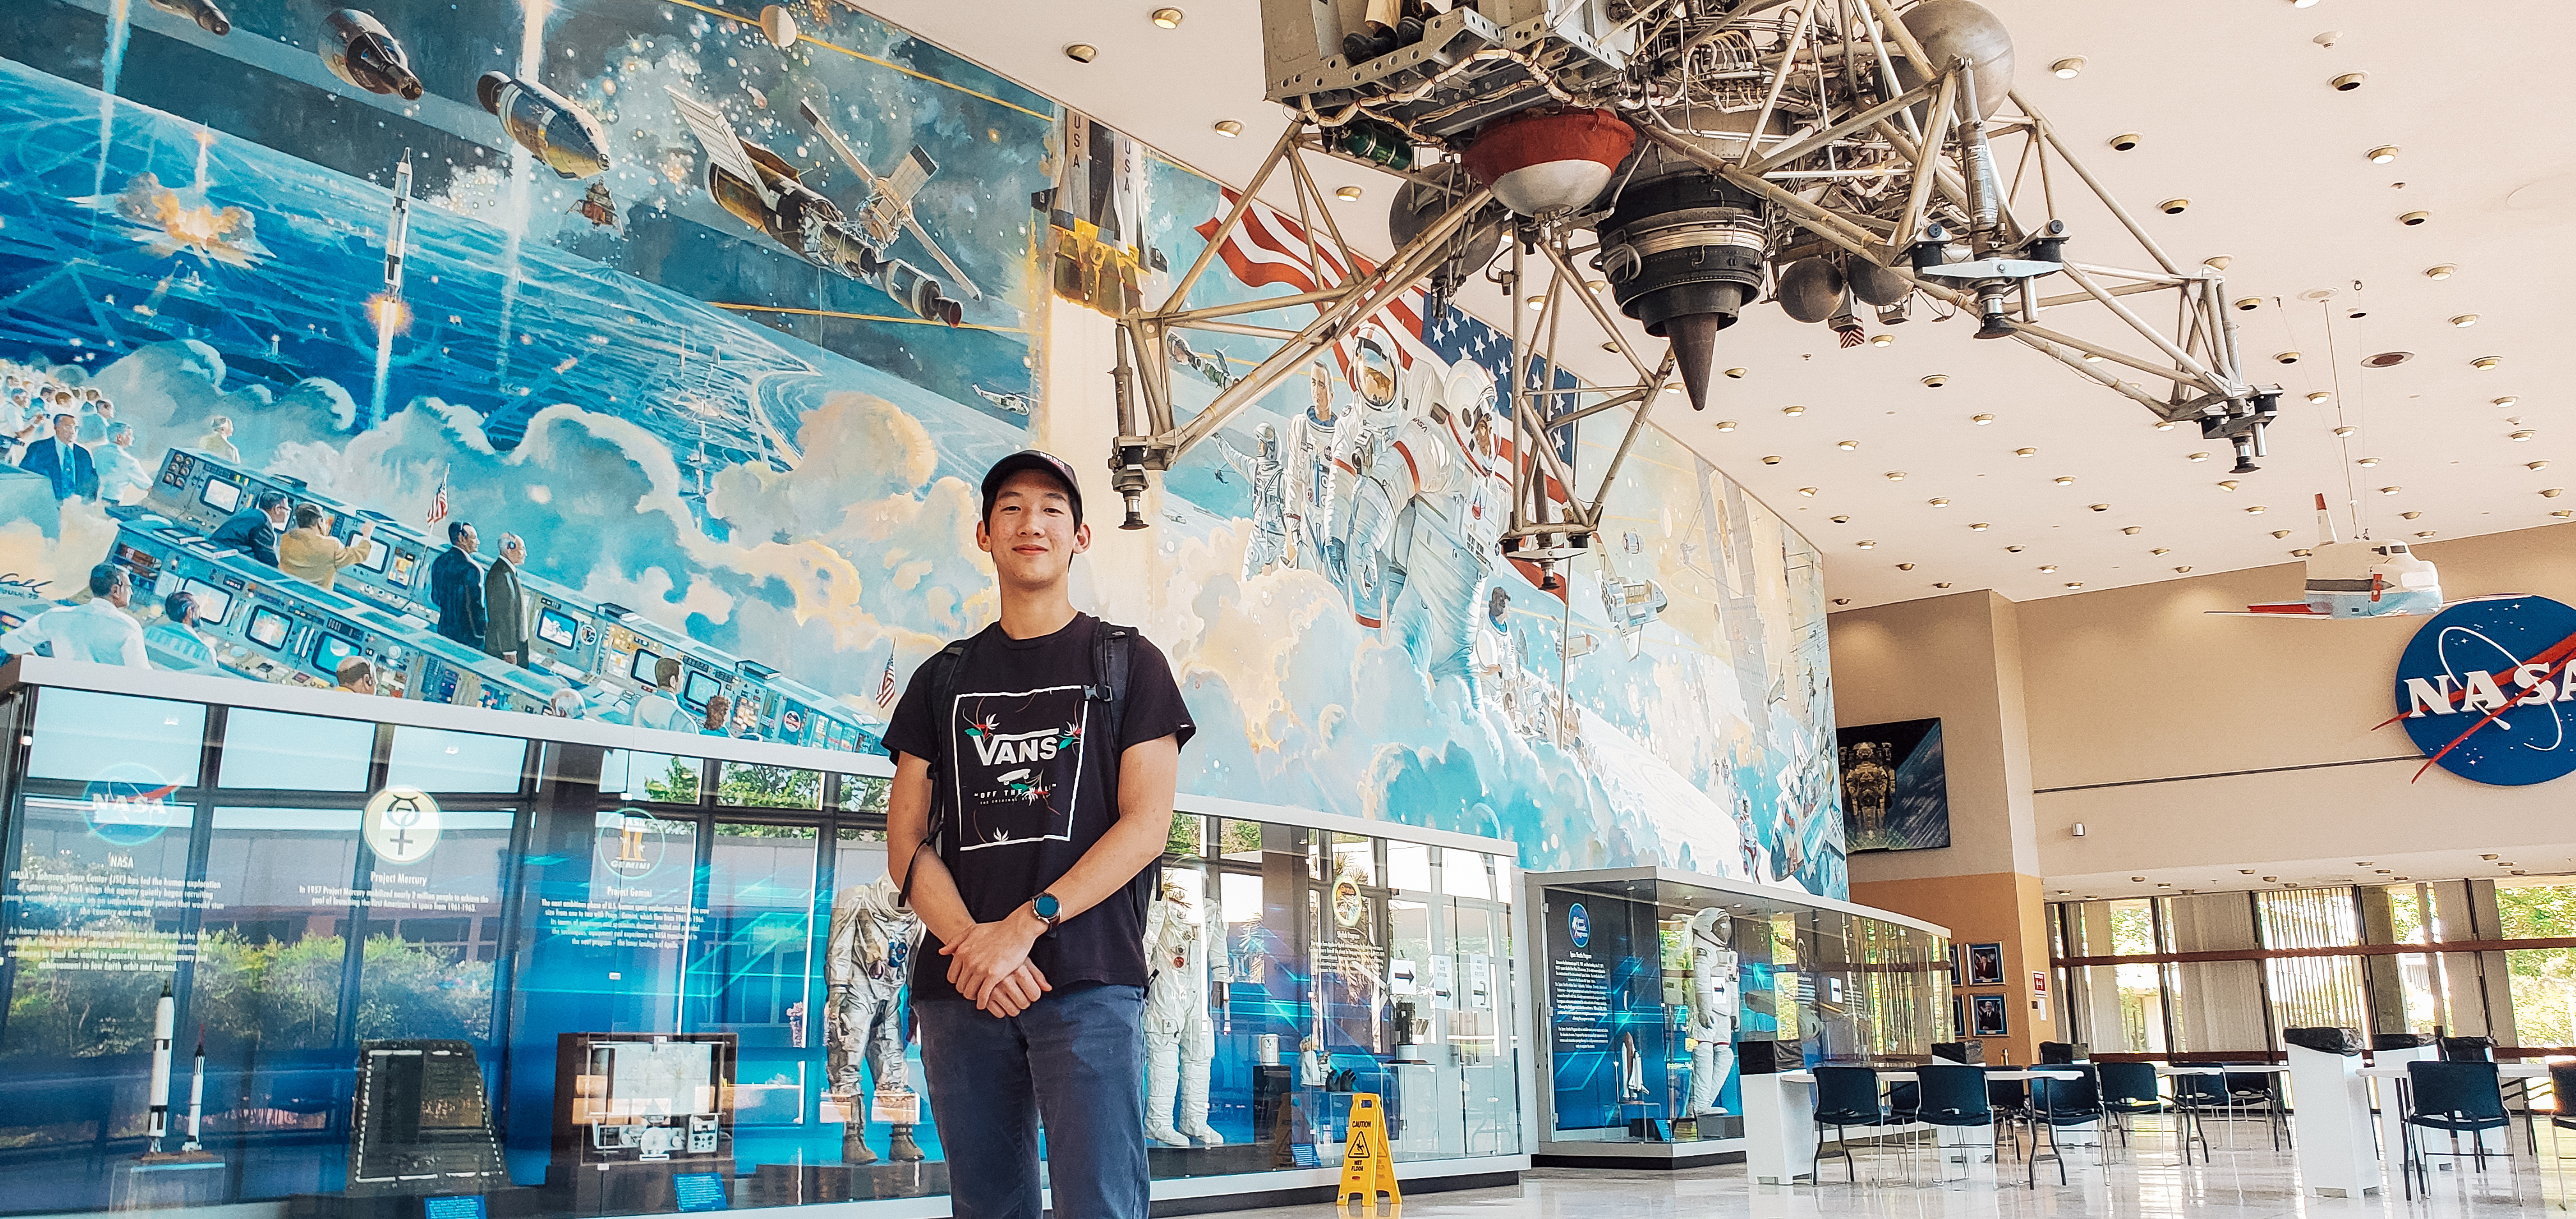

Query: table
[[1750, 1068, 2087, 1184]]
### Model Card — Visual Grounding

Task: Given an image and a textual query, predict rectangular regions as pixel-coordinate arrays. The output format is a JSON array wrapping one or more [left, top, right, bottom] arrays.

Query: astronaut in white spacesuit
[[1217, 424, 1292, 578], [827, 873, 923, 1164], [1143, 881, 1225, 1147], [1686, 907, 1741, 1116], [1285, 364, 1349, 569]]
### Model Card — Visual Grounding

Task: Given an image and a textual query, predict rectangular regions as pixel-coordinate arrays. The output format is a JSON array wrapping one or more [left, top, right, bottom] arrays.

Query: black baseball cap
[[980, 449, 1084, 526]]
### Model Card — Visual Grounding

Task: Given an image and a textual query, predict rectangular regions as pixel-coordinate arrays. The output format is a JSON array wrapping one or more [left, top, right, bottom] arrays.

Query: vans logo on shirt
[[952, 686, 1089, 850]]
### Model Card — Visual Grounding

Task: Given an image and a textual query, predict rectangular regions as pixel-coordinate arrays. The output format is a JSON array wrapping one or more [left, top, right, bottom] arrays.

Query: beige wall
[[1827, 521, 2576, 898]]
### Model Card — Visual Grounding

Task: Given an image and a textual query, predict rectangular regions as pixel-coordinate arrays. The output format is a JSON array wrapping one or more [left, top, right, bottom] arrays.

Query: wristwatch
[[1031, 892, 1063, 931]]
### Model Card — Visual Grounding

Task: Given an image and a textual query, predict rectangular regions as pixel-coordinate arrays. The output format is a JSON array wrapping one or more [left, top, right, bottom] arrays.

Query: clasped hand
[[939, 916, 1052, 1017]]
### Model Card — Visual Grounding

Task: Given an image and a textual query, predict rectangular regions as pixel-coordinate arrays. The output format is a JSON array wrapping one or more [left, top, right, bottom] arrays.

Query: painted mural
[[0, 0, 1842, 892]]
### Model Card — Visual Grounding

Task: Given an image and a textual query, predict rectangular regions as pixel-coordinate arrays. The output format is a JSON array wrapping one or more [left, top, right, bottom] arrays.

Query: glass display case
[[1525, 867, 1948, 1167], [0, 661, 1529, 1218]]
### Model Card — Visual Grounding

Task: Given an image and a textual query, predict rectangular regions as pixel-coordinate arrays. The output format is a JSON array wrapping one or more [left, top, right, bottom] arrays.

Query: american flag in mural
[[424, 465, 449, 526], [1192, 189, 1435, 376], [876, 648, 898, 708]]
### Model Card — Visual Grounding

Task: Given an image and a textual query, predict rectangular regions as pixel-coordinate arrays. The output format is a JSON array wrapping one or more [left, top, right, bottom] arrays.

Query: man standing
[[198, 415, 241, 462], [484, 532, 532, 668], [18, 411, 97, 502], [279, 504, 376, 590], [429, 520, 487, 650], [0, 564, 148, 666], [884, 450, 1191, 1219], [210, 490, 291, 567]]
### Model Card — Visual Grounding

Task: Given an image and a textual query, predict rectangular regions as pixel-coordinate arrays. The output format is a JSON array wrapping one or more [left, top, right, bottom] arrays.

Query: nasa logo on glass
[[1568, 901, 1590, 948], [2391, 595, 2576, 786]]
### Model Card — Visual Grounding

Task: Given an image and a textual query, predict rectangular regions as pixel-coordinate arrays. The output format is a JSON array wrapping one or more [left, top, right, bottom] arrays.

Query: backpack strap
[[1087, 620, 1154, 906], [897, 633, 976, 908]]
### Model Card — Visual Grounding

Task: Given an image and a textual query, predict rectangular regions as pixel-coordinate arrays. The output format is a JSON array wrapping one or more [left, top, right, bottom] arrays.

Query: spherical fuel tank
[[1776, 257, 1846, 323], [1894, 0, 2015, 119]]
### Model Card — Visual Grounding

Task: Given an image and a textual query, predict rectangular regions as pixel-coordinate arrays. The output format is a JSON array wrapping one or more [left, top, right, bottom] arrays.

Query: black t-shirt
[[882, 613, 1194, 1002]]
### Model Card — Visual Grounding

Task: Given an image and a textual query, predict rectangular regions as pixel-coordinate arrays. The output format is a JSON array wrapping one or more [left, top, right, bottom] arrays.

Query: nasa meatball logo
[[1568, 902, 1591, 948], [2391, 595, 2576, 786], [362, 786, 443, 864]]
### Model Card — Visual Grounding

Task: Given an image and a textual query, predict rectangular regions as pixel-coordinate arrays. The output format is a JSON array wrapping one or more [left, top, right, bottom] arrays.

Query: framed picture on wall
[[1966, 942, 2004, 986], [1970, 993, 2009, 1038], [1837, 717, 1951, 852]]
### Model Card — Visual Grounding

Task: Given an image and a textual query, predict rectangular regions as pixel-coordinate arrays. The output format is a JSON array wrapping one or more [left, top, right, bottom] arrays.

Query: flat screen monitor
[[199, 479, 242, 515], [535, 608, 578, 650], [355, 535, 392, 574], [181, 579, 233, 627], [246, 606, 289, 650], [629, 648, 663, 685], [312, 632, 361, 677], [682, 671, 721, 712]]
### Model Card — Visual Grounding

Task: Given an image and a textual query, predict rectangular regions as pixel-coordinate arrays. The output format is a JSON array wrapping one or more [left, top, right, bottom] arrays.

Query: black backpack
[[897, 618, 1142, 908]]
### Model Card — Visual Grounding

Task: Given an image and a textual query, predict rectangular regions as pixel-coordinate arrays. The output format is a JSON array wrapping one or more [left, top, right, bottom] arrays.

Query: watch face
[[1035, 894, 1059, 919]]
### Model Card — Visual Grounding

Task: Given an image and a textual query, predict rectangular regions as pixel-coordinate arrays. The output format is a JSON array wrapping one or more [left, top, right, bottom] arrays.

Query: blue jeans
[[916, 983, 1149, 1219]]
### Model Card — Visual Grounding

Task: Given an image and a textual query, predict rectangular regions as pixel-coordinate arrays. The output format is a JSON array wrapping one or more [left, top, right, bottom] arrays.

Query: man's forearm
[[1022, 735, 1181, 924]]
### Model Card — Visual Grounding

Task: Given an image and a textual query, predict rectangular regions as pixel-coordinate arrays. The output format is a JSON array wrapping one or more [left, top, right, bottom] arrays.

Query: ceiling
[[860, 0, 2572, 612], [2046, 845, 2576, 906]]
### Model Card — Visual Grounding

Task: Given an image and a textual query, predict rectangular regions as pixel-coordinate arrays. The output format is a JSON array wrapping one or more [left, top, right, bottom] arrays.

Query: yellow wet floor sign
[[1338, 1093, 1400, 1211]]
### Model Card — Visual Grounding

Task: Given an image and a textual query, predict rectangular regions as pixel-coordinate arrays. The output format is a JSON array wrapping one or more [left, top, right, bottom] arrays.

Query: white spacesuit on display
[[1686, 907, 1741, 1116], [827, 873, 923, 1165], [1143, 882, 1224, 1147]]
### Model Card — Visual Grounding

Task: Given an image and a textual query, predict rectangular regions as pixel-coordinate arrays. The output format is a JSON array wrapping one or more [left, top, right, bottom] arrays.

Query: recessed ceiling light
[[2398, 210, 2430, 226], [2307, 390, 2333, 403], [1715, 419, 1738, 431], [2188, 452, 2210, 461], [2066, 581, 2085, 588], [1782, 404, 1805, 415], [1856, 539, 1876, 549], [1796, 486, 1816, 496], [1151, 6, 1185, 27], [1064, 42, 1099, 62], [1725, 367, 1748, 379], [1761, 454, 1782, 464], [2006, 545, 2025, 553], [1922, 374, 1948, 388], [1832, 597, 1851, 606], [1337, 185, 1365, 201], [2052, 56, 2086, 78], [1870, 333, 1894, 347], [2426, 264, 2457, 279], [2016, 447, 2038, 457], [2367, 144, 2400, 163], [2414, 531, 2436, 539], [2083, 352, 2103, 362], [2544, 487, 2566, 498], [2292, 547, 2313, 556], [2131, 877, 2147, 883], [2218, 480, 2239, 491], [2274, 351, 2301, 364], [2272, 530, 2292, 539], [2362, 351, 2412, 368], [1587, 280, 1607, 295], [2333, 425, 2358, 437], [1829, 514, 1850, 524], [1971, 413, 1995, 424], [2234, 297, 2262, 311], [2530, 461, 2550, 471], [2154, 420, 2176, 430], [2333, 72, 2367, 91], [1837, 439, 1859, 450], [2358, 457, 2380, 467], [2110, 132, 2142, 151], [1970, 522, 1989, 531], [2089, 503, 2111, 512], [2512, 429, 2538, 441], [2451, 314, 2479, 327], [1934, 581, 1953, 588], [1524, 295, 1544, 310], [2159, 198, 2189, 215], [2472, 355, 2503, 370], [1213, 118, 1243, 137], [1896, 562, 1916, 571], [2053, 475, 2076, 485], [1884, 471, 1906, 481], [2122, 526, 2143, 535], [2039, 564, 2058, 572], [2152, 548, 2171, 555], [2496, 396, 2520, 407], [2247, 504, 2269, 513], [2555, 510, 2575, 519], [2400, 510, 2422, 519], [1928, 497, 1950, 507], [2174, 565, 2192, 572], [1664, 383, 1681, 394]]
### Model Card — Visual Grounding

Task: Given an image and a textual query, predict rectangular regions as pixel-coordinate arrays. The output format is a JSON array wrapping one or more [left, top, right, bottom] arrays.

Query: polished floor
[[1198, 1119, 2576, 1219]]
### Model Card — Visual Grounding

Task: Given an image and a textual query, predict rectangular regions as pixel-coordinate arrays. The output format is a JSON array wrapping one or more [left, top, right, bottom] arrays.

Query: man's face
[[977, 470, 1087, 586], [352, 671, 376, 695], [503, 538, 526, 564], [50, 414, 75, 443], [266, 502, 290, 526], [215, 419, 233, 437], [105, 577, 130, 609], [457, 525, 479, 554]]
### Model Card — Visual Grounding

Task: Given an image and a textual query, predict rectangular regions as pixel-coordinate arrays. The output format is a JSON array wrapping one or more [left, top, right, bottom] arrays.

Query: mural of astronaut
[[1142, 881, 1224, 1147], [827, 875, 923, 1165], [1285, 364, 1347, 567], [1685, 908, 1740, 1116], [1214, 424, 1291, 578]]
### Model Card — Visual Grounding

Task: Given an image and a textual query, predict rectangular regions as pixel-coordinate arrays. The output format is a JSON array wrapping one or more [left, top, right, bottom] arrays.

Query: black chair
[[1915, 1064, 1995, 1181], [1811, 1066, 1894, 1183], [2550, 1064, 2576, 1137], [2027, 1066, 2104, 1186], [2097, 1061, 2202, 1163], [2401, 1060, 2511, 1199], [2168, 1070, 2229, 1147], [2223, 1070, 2290, 1151], [1988, 1076, 2032, 1156]]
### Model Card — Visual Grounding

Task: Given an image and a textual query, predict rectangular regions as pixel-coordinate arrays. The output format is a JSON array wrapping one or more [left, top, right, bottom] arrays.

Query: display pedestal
[[738, 1163, 851, 1207], [544, 1162, 727, 1216], [1147, 1143, 1273, 1177], [2287, 1039, 2381, 1198], [111, 1158, 226, 1210], [288, 1189, 549, 1219]]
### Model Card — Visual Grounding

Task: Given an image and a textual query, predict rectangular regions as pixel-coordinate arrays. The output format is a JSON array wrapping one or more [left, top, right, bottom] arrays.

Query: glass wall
[[1530, 871, 1946, 1149], [0, 683, 1525, 1216]]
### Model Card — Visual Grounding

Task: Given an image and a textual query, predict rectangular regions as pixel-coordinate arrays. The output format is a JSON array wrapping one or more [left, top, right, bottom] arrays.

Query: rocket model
[[183, 1031, 207, 1153], [147, 984, 175, 1152], [2216, 493, 2446, 619], [384, 154, 412, 297], [321, 9, 424, 101], [477, 72, 610, 180], [147, 0, 231, 34]]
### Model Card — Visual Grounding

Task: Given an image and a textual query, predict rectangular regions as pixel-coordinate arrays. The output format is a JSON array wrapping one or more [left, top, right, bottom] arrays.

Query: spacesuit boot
[[1144, 1032, 1189, 1146], [888, 1124, 924, 1162], [1178, 1029, 1223, 1146], [841, 1128, 878, 1166]]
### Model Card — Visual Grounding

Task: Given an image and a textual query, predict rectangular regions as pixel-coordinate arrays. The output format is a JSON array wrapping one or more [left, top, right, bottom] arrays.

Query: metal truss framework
[[1107, 0, 2267, 578]]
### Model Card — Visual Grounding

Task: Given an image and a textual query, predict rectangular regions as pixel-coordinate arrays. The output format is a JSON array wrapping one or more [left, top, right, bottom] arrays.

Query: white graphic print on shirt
[[951, 684, 1091, 851]]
